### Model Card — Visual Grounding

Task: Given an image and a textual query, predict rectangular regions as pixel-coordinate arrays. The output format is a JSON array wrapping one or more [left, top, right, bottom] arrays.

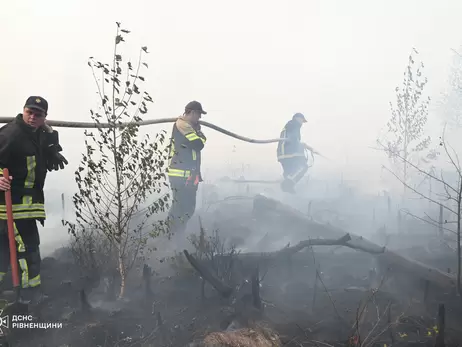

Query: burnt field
[[2, 194, 462, 347]]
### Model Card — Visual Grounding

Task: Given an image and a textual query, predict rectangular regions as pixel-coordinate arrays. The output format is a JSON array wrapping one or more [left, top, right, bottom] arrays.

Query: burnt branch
[[251, 267, 262, 310], [382, 165, 458, 215], [253, 195, 457, 291], [230, 233, 384, 261], [183, 249, 234, 298], [435, 303, 446, 347], [79, 289, 92, 312]]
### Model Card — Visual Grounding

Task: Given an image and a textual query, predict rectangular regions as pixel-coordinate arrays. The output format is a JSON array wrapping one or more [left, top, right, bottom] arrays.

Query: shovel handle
[[3, 168, 20, 288]]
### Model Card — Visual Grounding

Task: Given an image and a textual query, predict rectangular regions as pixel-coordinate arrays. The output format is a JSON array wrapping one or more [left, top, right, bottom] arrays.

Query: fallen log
[[184, 195, 457, 309], [253, 194, 385, 252], [252, 194, 457, 291], [184, 233, 362, 298]]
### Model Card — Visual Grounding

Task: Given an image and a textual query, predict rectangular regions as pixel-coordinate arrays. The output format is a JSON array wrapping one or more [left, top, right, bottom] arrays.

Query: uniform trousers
[[0, 219, 41, 289], [167, 177, 199, 235]]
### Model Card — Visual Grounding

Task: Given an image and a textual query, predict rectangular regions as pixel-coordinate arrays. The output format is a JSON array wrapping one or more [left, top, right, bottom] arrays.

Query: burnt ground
[[0, 244, 461, 347], [1, 196, 462, 347]]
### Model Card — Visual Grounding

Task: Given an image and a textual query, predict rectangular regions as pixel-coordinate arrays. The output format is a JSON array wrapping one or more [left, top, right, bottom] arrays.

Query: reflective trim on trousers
[[14, 223, 26, 253], [286, 166, 308, 182], [18, 258, 41, 288]]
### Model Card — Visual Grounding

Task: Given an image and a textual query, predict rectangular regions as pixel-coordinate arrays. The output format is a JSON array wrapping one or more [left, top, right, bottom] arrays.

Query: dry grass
[[203, 326, 281, 347]]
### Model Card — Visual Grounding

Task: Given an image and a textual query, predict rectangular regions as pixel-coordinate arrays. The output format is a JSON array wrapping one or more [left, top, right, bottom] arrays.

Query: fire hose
[[228, 147, 316, 184], [0, 116, 325, 156]]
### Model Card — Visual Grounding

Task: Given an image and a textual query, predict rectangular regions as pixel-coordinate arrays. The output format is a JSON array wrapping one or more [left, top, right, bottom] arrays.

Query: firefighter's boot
[[20, 286, 48, 306], [280, 179, 296, 194]]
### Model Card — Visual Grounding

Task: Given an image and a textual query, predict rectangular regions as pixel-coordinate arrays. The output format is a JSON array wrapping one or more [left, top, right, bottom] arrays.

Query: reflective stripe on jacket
[[277, 119, 304, 161], [0, 114, 49, 220], [167, 117, 206, 179]]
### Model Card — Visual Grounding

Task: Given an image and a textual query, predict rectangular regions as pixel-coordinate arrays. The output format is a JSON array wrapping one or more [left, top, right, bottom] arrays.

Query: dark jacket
[[0, 114, 50, 220], [277, 119, 304, 161], [167, 117, 206, 180]]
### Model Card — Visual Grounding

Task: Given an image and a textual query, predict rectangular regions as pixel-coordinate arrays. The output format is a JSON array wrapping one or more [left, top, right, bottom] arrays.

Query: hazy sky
[[2, 0, 462, 197]]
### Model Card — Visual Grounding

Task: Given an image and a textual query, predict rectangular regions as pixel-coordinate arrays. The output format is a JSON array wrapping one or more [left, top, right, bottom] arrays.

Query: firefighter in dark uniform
[[277, 113, 309, 193], [167, 101, 207, 235], [0, 96, 68, 304]]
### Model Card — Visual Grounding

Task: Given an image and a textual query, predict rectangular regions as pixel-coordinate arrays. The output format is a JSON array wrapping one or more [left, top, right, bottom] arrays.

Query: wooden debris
[[142, 264, 153, 300], [252, 195, 457, 291], [435, 303, 445, 347], [79, 289, 91, 312]]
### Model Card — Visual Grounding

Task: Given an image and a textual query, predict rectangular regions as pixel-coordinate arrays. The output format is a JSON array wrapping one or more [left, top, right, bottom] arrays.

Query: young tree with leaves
[[378, 48, 432, 196], [66, 23, 170, 299], [439, 47, 462, 129]]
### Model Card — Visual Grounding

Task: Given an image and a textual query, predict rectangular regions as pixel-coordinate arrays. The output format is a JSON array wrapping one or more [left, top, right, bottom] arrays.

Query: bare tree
[[378, 48, 433, 198], [65, 23, 170, 299], [381, 129, 461, 296]]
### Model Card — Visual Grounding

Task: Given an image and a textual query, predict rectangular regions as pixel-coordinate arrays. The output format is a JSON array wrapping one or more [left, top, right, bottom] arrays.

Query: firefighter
[[276, 113, 309, 193], [167, 101, 207, 235], [0, 96, 68, 304]]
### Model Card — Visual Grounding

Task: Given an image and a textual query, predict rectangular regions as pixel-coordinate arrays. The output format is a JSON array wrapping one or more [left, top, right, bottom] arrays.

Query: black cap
[[24, 96, 48, 114], [293, 112, 307, 122], [185, 100, 207, 115]]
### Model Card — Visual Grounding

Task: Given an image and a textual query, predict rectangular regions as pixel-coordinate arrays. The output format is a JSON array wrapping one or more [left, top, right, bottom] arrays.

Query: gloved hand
[[45, 130, 69, 171], [185, 173, 200, 186], [303, 143, 320, 155], [47, 151, 68, 171], [193, 123, 206, 139], [196, 130, 206, 141], [302, 142, 312, 151]]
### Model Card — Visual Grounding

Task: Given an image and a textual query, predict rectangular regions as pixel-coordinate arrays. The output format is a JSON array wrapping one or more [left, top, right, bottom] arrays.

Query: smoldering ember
[[2, 6, 462, 347]]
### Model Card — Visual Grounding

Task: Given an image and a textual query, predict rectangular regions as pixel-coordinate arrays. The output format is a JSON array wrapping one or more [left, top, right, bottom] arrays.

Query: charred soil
[[1, 244, 461, 347]]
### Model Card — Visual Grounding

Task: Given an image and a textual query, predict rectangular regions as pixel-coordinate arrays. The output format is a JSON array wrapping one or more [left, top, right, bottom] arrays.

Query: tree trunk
[[435, 304, 445, 347], [118, 247, 126, 299], [439, 204, 444, 238], [457, 182, 461, 296]]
